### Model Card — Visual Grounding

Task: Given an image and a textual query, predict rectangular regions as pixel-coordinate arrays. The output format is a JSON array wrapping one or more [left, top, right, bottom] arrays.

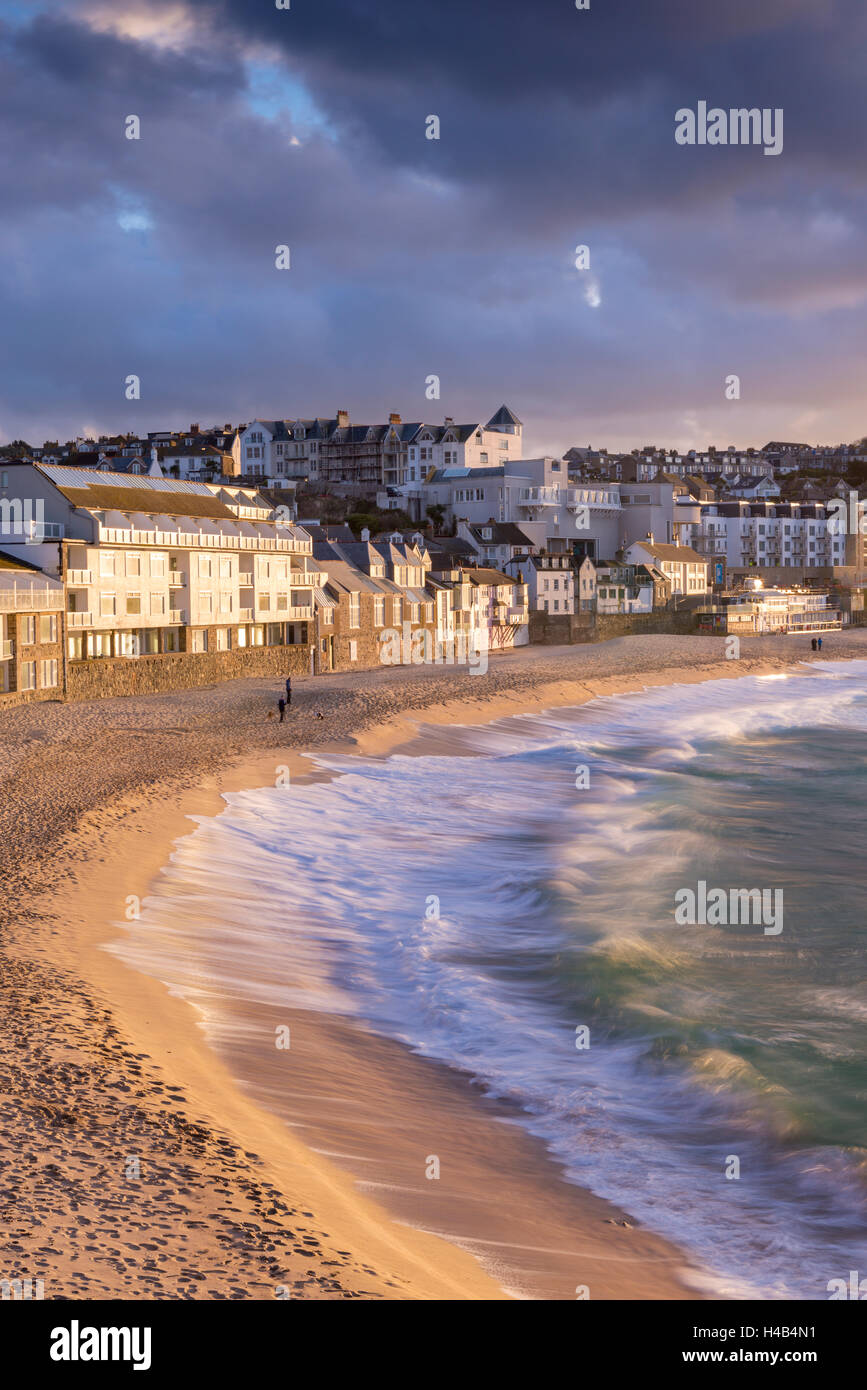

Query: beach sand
[[2, 632, 864, 1299]]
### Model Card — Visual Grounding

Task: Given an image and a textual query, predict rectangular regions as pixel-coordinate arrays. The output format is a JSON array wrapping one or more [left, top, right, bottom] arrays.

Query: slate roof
[[485, 404, 522, 429]]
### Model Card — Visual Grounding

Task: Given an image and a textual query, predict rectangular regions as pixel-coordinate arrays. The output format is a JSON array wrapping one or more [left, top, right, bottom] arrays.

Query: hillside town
[[0, 406, 862, 705]]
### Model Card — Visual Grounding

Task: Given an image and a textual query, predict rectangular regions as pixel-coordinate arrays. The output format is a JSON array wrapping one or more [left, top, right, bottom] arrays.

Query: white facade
[[623, 539, 709, 598], [686, 505, 847, 570]]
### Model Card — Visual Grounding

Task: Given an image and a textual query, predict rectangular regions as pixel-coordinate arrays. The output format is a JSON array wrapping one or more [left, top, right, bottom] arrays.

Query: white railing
[[237, 608, 253, 621], [168, 609, 184, 624], [0, 588, 64, 612], [167, 573, 187, 586], [96, 526, 308, 554], [66, 569, 93, 585], [67, 611, 92, 627]]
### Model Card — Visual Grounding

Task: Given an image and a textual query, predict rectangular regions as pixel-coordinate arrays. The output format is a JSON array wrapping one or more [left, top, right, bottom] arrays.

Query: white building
[[519, 554, 575, 615], [0, 463, 325, 664], [622, 537, 709, 598], [685, 502, 848, 572]]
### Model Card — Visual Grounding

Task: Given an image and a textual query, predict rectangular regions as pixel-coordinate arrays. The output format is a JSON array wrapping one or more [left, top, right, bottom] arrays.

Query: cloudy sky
[[1, 0, 865, 454]]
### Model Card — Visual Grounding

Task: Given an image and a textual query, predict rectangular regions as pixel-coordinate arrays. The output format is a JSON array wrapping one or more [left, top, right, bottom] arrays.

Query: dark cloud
[[0, 1, 865, 449]]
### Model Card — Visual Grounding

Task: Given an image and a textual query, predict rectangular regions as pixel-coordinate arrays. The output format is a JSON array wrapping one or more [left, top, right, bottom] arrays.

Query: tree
[[426, 503, 446, 533]]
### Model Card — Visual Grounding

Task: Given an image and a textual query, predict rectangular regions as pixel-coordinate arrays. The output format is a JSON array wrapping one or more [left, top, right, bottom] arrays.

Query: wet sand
[[2, 633, 864, 1298]]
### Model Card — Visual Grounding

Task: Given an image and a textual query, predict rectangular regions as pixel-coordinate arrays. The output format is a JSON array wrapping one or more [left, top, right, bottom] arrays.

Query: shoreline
[[3, 634, 866, 1299]]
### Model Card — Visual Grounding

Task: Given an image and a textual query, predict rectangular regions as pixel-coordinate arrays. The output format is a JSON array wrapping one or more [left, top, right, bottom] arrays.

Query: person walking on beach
[[285, 676, 292, 705], [818, 635, 823, 650], [811, 637, 818, 652], [278, 696, 286, 723]]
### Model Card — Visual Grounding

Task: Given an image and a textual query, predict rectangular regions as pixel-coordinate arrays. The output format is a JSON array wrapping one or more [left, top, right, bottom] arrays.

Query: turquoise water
[[114, 661, 867, 1298]]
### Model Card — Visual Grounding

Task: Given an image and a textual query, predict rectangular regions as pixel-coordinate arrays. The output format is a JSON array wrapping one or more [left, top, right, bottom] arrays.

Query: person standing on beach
[[818, 636, 823, 650], [285, 676, 292, 705], [811, 638, 817, 651], [278, 696, 286, 723]]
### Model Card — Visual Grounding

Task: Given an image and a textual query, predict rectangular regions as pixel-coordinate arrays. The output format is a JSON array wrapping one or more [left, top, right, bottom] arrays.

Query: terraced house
[[0, 463, 327, 698]]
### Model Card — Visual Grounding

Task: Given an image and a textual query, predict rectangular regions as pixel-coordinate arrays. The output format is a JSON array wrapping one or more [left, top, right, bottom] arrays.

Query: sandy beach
[[2, 631, 865, 1300]]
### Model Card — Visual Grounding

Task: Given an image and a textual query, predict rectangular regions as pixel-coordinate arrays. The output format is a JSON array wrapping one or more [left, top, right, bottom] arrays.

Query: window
[[200, 591, 213, 615], [392, 597, 402, 625], [373, 597, 385, 626], [20, 661, 36, 691], [100, 552, 115, 577], [39, 614, 57, 643], [87, 632, 111, 657], [151, 553, 166, 577], [219, 557, 232, 578], [68, 634, 84, 661], [40, 659, 58, 688], [349, 639, 358, 662], [163, 628, 181, 652], [349, 593, 361, 628], [126, 593, 142, 615], [321, 607, 333, 626], [236, 627, 247, 648], [191, 629, 208, 653], [126, 553, 141, 576], [20, 615, 36, 644], [100, 593, 117, 617], [150, 592, 166, 615], [199, 555, 213, 578], [257, 593, 270, 612], [410, 603, 420, 623], [251, 625, 265, 647]]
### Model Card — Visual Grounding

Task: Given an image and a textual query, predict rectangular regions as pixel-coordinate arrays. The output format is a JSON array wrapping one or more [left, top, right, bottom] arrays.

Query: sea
[[109, 660, 867, 1299]]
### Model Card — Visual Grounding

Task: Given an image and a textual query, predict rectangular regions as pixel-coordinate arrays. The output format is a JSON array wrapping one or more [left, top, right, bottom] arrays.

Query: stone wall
[[529, 608, 697, 645], [66, 642, 313, 701]]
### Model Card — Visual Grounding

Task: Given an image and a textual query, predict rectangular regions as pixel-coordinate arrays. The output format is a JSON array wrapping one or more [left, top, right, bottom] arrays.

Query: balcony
[[520, 486, 561, 506], [67, 611, 92, 627], [0, 588, 64, 612], [237, 608, 253, 622], [66, 569, 93, 585], [168, 573, 187, 587], [168, 609, 184, 625]]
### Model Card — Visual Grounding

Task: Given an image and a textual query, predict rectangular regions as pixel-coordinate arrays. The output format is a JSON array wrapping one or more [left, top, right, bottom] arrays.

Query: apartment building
[[685, 502, 849, 574], [422, 458, 623, 559], [0, 551, 64, 703], [0, 463, 326, 695]]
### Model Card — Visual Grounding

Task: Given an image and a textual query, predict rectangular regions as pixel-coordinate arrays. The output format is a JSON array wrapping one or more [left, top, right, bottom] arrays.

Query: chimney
[[444, 416, 454, 425], [361, 527, 370, 542], [389, 412, 401, 425], [190, 423, 200, 434], [337, 409, 350, 428]]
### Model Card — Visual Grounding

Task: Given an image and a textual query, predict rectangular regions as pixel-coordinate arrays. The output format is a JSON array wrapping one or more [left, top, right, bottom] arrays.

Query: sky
[[1, 0, 865, 455]]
